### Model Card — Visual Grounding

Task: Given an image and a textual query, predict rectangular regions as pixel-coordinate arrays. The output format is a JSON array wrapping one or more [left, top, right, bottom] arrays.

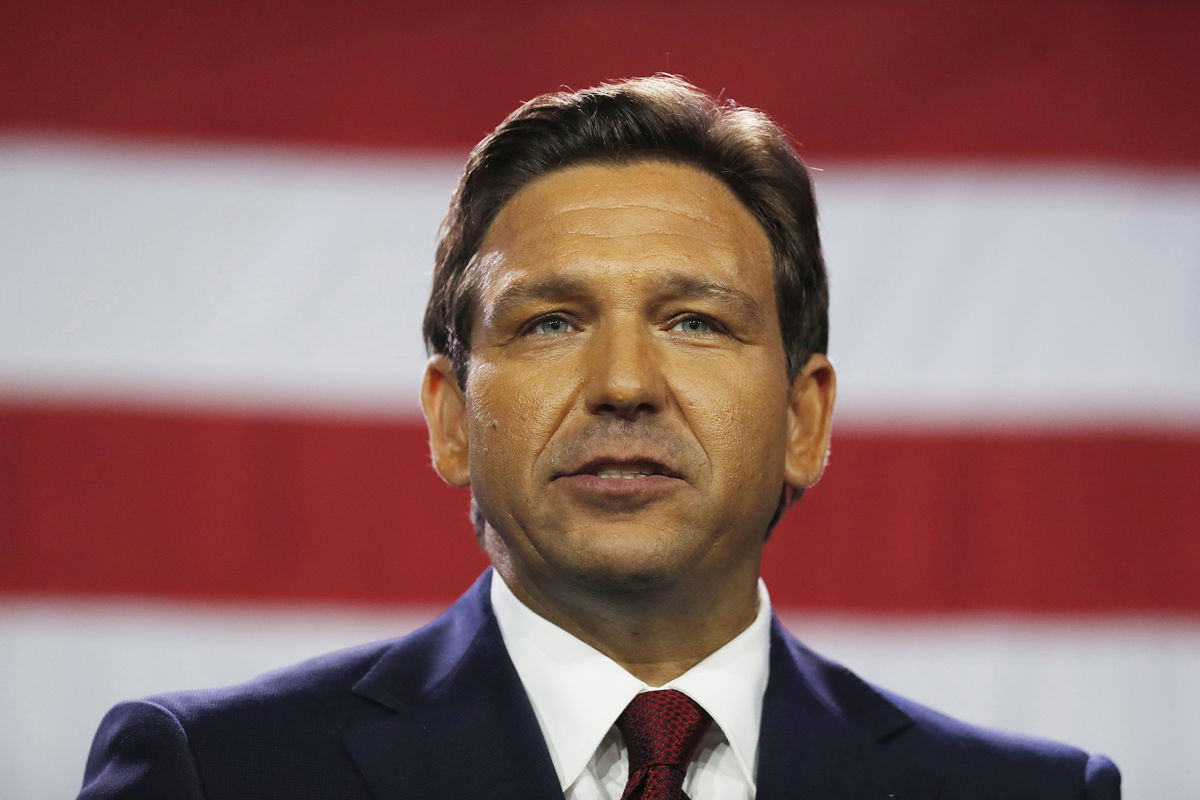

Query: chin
[[565, 562, 675, 594], [559, 533, 693, 594]]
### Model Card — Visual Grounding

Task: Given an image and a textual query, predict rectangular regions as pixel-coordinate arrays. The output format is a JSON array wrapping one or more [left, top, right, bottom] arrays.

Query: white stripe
[[818, 164, 1200, 427], [2, 600, 1194, 799], [1, 137, 459, 414], [3, 138, 1198, 424]]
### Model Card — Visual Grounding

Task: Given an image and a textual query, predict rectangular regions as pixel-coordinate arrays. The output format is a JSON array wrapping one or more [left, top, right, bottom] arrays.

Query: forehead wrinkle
[[513, 223, 757, 270], [539, 201, 749, 242], [543, 200, 712, 222], [481, 228, 748, 289], [544, 229, 743, 251]]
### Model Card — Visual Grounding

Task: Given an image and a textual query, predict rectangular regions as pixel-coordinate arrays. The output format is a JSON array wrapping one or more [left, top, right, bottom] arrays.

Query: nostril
[[591, 400, 658, 421]]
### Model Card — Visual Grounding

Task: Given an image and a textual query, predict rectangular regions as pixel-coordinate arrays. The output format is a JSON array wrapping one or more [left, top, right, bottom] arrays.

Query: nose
[[582, 324, 666, 420]]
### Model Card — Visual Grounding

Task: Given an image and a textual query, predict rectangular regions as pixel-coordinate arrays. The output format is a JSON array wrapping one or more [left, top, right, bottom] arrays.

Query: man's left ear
[[784, 353, 837, 489]]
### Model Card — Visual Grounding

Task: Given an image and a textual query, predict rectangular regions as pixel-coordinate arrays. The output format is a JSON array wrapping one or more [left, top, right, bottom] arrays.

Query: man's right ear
[[420, 355, 471, 487]]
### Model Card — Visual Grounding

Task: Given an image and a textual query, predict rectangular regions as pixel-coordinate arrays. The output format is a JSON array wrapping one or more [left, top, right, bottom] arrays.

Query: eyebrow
[[482, 272, 768, 327], [647, 273, 768, 325], [483, 275, 592, 326]]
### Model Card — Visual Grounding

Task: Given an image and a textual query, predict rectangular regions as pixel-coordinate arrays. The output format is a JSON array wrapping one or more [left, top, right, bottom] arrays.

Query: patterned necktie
[[616, 689, 713, 800]]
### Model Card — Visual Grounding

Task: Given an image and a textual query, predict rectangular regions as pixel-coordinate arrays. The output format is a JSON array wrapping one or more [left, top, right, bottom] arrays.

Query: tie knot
[[616, 690, 712, 771]]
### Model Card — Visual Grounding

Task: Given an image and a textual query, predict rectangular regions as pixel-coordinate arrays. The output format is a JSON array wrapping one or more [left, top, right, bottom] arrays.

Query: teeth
[[596, 468, 653, 479]]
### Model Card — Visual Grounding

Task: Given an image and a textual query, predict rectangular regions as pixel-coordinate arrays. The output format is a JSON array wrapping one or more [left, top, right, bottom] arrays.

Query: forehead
[[474, 160, 773, 292]]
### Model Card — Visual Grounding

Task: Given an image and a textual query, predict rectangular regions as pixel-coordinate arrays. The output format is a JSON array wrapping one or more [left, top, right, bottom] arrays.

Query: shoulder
[[878, 686, 1121, 797], [769, 621, 1121, 798], [79, 575, 499, 799], [78, 639, 400, 800], [111, 606, 480, 743], [145, 636, 396, 731]]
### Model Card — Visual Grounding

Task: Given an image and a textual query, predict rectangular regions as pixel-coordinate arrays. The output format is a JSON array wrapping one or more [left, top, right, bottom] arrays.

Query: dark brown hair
[[423, 74, 828, 388]]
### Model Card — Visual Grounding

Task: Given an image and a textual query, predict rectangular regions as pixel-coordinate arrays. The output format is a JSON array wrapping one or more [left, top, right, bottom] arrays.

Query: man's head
[[419, 76, 835, 613], [423, 75, 828, 390]]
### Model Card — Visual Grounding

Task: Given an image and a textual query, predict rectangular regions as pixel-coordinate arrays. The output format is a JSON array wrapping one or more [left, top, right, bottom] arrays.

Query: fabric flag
[[1, 3, 1197, 798]]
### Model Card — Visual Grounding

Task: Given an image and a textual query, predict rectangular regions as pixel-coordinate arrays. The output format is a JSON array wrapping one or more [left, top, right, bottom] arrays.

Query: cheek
[[466, 362, 572, 472], [677, 373, 791, 478]]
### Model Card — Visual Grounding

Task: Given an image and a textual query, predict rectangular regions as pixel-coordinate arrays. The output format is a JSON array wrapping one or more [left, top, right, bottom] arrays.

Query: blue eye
[[672, 316, 713, 334], [534, 316, 573, 335]]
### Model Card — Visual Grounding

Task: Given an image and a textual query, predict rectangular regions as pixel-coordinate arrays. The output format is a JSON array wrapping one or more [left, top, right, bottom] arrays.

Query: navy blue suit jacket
[[79, 570, 1120, 799]]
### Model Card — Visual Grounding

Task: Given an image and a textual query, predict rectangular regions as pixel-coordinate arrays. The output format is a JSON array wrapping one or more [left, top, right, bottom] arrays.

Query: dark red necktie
[[616, 689, 713, 800]]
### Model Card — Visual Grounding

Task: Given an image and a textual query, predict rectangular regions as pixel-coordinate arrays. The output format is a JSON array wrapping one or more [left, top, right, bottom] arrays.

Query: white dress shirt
[[490, 573, 772, 800]]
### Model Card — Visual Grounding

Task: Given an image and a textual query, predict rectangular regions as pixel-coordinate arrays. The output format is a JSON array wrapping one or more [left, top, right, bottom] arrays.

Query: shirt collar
[[490, 571, 772, 791]]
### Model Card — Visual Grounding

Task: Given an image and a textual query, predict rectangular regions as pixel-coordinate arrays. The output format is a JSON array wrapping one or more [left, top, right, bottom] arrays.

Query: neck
[[494, 560, 762, 686]]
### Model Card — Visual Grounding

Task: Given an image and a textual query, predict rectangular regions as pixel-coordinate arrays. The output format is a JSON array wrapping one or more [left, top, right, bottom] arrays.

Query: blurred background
[[2, 1, 1198, 797]]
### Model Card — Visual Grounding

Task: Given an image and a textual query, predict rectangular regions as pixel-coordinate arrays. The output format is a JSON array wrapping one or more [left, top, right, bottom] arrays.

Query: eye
[[531, 314, 576, 335], [670, 315, 716, 334]]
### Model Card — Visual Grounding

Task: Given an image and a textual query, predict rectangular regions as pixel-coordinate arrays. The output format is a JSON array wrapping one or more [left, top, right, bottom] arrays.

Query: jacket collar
[[344, 571, 942, 800], [345, 570, 563, 799], [757, 616, 943, 799]]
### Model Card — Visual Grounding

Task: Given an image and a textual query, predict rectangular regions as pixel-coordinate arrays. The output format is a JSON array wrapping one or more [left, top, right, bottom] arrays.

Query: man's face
[[423, 160, 834, 608]]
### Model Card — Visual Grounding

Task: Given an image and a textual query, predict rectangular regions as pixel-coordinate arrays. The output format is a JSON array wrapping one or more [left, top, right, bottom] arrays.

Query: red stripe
[[2, 1, 1198, 165], [3, 401, 1196, 612]]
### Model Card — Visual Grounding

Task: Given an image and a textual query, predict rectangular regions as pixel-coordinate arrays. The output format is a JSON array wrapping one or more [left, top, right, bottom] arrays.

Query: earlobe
[[783, 353, 837, 489], [420, 355, 471, 487]]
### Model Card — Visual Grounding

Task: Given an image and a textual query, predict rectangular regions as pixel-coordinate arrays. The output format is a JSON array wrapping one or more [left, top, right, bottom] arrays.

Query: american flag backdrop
[[1, 2, 1198, 797]]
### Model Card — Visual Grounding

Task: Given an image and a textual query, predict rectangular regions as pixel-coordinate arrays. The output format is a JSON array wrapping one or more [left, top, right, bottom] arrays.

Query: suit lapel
[[343, 571, 563, 799], [757, 618, 943, 800]]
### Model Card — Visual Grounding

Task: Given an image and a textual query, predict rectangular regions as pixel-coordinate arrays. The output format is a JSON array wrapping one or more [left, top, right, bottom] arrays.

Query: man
[[79, 76, 1120, 799]]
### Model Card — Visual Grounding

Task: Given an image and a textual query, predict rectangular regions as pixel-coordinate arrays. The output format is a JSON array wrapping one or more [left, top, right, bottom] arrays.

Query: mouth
[[551, 457, 685, 507], [561, 458, 682, 481]]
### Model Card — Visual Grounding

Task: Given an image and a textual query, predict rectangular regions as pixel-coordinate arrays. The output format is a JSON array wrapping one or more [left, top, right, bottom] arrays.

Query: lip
[[552, 457, 685, 506], [559, 457, 683, 481]]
